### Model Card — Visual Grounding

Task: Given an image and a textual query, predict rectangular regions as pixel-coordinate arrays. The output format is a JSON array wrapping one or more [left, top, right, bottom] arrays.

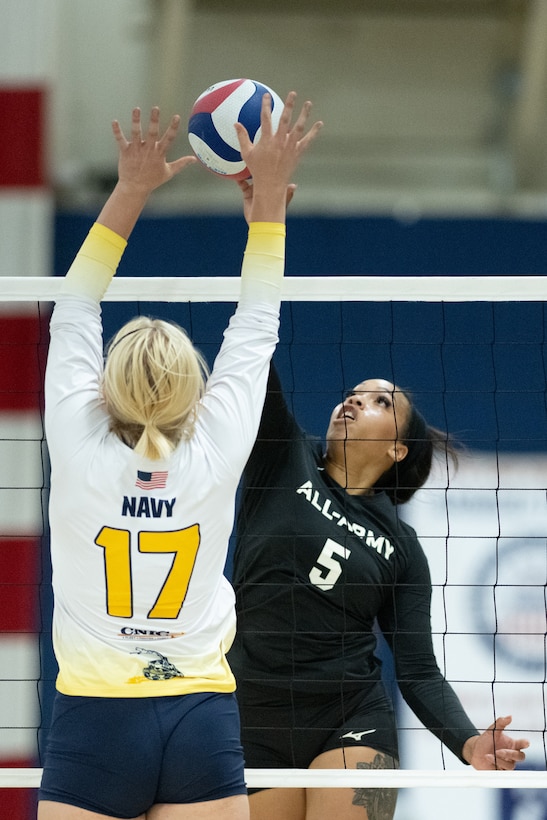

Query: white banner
[[397, 452, 547, 820]]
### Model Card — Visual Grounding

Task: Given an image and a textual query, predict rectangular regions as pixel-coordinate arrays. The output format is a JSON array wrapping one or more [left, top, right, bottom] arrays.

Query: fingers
[[286, 183, 297, 209], [111, 105, 198, 191], [234, 121, 252, 154], [140, 106, 177, 144], [114, 107, 183, 151], [257, 92, 275, 139], [111, 119, 127, 148], [288, 99, 312, 141], [157, 112, 181, 151], [481, 715, 530, 770], [237, 90, 322, 159], [168, 155, 198, 176], [292, 101, 323, 151], [146, 107, 181, 151], [131, 106, 143, 142], [276, 93, 313, 141], [297, 116, 324, 152], [236, 179, 254, 201], [485, 746, 528, 770], [111, 108, 142, 149], [146, 106, 161, 142], [274, 91, 297, 138], [281, 94, 323, 154], [489, 715, 512, 733]]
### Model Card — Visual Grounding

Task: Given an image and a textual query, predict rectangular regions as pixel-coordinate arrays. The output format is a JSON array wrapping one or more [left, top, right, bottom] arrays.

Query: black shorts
[[236, 679, 399, 791], [39, 691, 247, 818]]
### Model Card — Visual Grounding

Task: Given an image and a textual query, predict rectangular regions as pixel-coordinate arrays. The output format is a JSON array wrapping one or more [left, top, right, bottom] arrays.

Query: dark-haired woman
[[229, 365, 529, 820]]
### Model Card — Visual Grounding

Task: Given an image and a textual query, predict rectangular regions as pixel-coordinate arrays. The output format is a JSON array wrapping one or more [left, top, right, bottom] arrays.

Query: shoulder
[[367, 493, 428, 557]]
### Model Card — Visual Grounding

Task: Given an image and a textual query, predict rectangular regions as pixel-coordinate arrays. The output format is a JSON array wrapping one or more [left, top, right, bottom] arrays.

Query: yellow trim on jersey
[[248, 220, 286, 241], [55, 654, 236, 698], [61, 222, 127, 302], [240, 221, 285, 304]]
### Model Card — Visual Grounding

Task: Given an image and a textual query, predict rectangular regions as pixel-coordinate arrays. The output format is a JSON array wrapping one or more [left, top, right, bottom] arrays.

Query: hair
[[374, 391, 458, 505], [102, 317, 209, 460]]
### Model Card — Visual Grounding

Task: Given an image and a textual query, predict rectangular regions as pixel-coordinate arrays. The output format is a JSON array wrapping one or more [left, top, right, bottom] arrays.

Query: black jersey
[[229, 365, 479, 762]]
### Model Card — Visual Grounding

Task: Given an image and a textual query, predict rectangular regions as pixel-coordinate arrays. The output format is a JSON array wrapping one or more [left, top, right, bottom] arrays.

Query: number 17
[[95, 525, 201, 619]]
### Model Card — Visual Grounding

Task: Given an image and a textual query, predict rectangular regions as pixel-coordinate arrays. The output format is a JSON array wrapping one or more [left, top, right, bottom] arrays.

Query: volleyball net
[[0, 275, 545, 813]]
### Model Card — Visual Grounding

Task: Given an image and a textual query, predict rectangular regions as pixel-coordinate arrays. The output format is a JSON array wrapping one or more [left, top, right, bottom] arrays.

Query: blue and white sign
[[397, 453, 547, 820]]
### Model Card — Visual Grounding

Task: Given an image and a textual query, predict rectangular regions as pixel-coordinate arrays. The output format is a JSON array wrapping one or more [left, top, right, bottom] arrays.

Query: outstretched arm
[[234, 92, 322, 307], [62, 107, 197, 301], [97, 106, 197, 239], [462, 715, 529, 770]]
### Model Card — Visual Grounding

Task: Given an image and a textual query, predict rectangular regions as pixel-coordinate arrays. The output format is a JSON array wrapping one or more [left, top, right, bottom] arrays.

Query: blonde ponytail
[[102, 317, 209, 459]]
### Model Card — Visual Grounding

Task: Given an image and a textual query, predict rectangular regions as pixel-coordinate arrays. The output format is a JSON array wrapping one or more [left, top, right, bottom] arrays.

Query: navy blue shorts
[[236, 680, 398, 792], [39, 691, 246, 817]]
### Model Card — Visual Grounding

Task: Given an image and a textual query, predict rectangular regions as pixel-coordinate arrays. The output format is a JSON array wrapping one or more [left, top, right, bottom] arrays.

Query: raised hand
[[112, 106, 197, 195], [234, 92, 322, 224], [97, 107, 197, 239]]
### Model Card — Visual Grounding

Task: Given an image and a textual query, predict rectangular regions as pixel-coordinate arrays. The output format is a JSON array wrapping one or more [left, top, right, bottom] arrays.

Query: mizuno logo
[[340, 729, 377, 741]]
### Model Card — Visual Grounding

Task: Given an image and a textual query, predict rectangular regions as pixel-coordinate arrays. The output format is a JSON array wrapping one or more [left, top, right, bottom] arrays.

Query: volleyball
[[188, 78, 284, 180]]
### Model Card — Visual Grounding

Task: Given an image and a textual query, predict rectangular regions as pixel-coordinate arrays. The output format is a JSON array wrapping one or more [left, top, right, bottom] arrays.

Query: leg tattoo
[[351, 753, 398, 820]]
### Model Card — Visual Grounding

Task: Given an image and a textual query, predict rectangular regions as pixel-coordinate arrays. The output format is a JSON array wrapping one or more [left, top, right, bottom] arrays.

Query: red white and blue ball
[[188, 78, 283, 180]]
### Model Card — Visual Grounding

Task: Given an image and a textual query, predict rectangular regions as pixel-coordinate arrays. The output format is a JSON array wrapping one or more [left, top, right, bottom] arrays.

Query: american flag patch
[[135, 470, 168, 490]]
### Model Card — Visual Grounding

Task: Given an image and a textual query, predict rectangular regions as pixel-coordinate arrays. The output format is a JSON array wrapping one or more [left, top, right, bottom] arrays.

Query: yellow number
[[95, 527, 133, 618], [139, 527, 200, 619], [95, 526, 200, 619]]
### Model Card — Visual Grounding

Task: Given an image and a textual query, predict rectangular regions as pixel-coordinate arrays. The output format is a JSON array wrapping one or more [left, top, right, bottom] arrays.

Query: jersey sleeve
[[61, 222, 127, 301], [378, 534, 480, 763], [239, 222, 285, 306], [191, 223, 285, 480], [244, 362, 301, 481], [258, 363, 295, 441], [45, 223, 127, 465]]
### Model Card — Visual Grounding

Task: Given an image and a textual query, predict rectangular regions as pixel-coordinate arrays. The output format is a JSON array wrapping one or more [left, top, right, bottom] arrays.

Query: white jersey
[[45, 224, 282, 697]]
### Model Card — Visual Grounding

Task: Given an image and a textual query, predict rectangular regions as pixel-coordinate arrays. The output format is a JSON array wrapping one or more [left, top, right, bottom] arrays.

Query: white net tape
[[1, 768, 546, 789], [1, 275, 547, 302]]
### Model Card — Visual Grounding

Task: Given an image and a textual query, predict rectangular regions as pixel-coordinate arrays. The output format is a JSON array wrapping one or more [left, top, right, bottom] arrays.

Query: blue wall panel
[[54, 212, 547, 452]]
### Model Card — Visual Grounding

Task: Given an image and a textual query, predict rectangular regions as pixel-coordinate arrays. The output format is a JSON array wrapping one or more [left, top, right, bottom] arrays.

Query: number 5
[[309, 538, 351, 591]]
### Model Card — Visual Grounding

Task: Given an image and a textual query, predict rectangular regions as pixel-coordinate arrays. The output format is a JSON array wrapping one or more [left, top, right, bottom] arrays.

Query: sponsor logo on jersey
[[340, 729, 377, 741], [119, 628, 185, 640]]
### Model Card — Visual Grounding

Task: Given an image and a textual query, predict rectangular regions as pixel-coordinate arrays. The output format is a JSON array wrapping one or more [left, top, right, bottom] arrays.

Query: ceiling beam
[[196, 0, 525, 14], [511, 0, 547, 187]]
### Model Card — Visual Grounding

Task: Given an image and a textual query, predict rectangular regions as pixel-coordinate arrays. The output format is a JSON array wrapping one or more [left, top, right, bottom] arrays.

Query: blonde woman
[[39, 96, 322, 820]]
